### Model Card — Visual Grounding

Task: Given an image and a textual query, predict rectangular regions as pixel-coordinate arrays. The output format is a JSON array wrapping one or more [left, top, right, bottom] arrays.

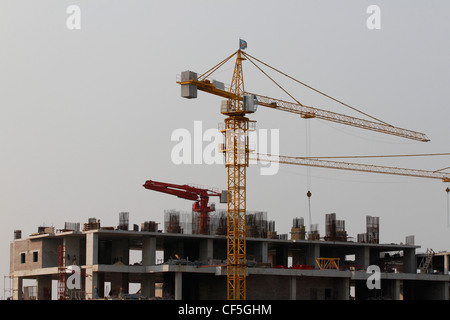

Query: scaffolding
[[211, 210, 228, 236], [324, 213, 347, 242], [118, 212, 129, 231], [65, 222, 80, 232], [164, 210, 183, 234], [164, 209, 272, 238], [57, 245, 66, 300], [357, 216, 380, 244], [366, 216, 380, 244], [246, 211, 268, 238]]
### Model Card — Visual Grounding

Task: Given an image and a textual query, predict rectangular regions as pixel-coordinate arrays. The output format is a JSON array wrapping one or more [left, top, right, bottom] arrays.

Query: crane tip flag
[[239, 39, 247, 50]]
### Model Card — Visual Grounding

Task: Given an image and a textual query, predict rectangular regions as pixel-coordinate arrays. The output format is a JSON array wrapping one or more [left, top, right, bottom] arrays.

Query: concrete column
[[403, 248, 416, 274], [36, 275, 52, 300], [85, 268, 98, 299], [85, 232, 99, 299], [305, 244, 320, 266], [355, 247, 370, 270], [142, 236, 156, 266], [392, 279, 401, 300], [13, 276, 23, 300], [289, 276, 296, 300], [444, 254, 449, 275], [86, 232, 98, 266], [443, 281, 449, 300], [200, 239, 213, 263], [175, 272, 182, 300], [141, 274, 155, 299], [261, 242, 268, 263]]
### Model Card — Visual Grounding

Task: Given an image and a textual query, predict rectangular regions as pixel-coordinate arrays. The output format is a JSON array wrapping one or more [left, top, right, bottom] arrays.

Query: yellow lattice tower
[[222, 50, 249, 300]]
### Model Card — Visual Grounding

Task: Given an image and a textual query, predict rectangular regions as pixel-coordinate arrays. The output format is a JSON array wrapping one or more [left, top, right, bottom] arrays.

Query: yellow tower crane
[[177, 44, 431, 300]]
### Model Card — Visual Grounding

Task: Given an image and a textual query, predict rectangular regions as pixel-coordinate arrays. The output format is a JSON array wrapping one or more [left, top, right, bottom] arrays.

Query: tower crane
[[177, 44, 430, 300], [143, 180, 227, 235]]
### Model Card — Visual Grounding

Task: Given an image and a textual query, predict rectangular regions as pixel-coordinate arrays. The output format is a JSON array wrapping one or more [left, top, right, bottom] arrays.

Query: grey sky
[[1, 0, 450, 297]]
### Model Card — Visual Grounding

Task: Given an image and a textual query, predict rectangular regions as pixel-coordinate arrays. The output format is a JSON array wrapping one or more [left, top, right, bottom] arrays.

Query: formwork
[[308, 224, 320, 240], [357, 216, 380, 244], [164, 209, 272, 238], [83, 218, 100, 231], [141, 221, 159, 232], [324, 213, 347, 242], [291, 217, 306, 240]]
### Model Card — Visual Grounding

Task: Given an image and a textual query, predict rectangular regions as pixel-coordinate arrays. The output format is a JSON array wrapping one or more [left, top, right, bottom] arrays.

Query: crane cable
[[446, 187, 450, 228], [198, 50, 238, 81], [291, 152, 450, 160], [241, 51, 392, 126], [243, 53, 305, 107], [305, 119, 313, 232]]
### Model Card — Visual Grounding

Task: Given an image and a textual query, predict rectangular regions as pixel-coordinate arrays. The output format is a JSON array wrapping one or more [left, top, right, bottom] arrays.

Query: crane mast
[[222, 50, 249, 300]]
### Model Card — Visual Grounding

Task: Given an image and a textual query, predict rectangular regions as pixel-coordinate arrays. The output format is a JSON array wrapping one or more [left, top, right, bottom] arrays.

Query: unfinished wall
[[10, 238, 44, 272]]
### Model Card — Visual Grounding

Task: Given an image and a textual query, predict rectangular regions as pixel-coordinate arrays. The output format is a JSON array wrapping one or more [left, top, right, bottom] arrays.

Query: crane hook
[[307, 190, 312, 198]]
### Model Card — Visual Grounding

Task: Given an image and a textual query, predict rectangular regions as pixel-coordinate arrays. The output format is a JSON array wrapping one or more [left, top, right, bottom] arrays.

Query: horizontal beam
[[252, 93, 430, 142], [177, 77, 430, 142], [252, 153, 450, 182]]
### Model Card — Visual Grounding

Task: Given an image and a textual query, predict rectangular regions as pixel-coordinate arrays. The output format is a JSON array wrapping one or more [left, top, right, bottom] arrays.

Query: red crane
[[143, 180, 226, 235]]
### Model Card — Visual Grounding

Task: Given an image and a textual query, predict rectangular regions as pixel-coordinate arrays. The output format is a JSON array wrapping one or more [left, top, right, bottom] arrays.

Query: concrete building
[[9, 217, 450, 300]]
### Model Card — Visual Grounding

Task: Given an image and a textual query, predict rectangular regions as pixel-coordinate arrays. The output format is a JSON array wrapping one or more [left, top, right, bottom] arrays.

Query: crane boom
[[178, 77, 429, 142], [251, 93, 430, 142], [143, 180, 222, 200], [252, 153, 450, 182], [143, 180, 225, 235]]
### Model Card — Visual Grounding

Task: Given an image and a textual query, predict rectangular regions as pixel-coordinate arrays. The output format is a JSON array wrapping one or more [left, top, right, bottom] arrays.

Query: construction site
[[9, 210, 450, 300], [8, 46, 450, 301]]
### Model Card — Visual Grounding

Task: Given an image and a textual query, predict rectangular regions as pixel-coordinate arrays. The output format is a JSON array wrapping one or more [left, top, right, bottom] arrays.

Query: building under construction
[[9, 211, 450, 300]]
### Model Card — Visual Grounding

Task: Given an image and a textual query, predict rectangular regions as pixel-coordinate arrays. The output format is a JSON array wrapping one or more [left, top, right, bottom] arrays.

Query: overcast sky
[[1, 0, 450, 297]]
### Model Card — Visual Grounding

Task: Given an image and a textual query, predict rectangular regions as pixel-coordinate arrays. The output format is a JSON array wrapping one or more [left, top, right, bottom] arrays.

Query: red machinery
[[143, 180, 227, 235]]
